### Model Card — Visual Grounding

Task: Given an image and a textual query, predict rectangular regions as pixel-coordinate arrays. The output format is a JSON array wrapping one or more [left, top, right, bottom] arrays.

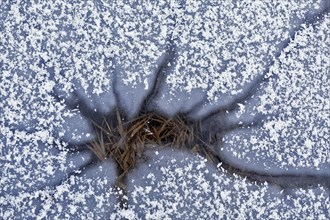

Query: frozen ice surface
[[1, 157, 118, 219], [1, 0, 330, 219], [221, 13, 330, 174], [110, 148, 329, 219]]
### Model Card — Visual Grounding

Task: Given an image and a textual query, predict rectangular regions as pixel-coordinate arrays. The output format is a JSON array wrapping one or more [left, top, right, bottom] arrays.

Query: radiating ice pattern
[[1, 0, 329, 219], [111, 149, 329, 219], [222, 14, 330, 172]]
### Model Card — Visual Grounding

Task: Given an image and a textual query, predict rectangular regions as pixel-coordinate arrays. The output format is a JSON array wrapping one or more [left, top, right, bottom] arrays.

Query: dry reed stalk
[[88, 109, 210, 186]]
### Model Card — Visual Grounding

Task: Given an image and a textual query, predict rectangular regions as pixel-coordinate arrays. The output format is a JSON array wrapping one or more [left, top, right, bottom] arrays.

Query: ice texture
[[1, 0, 329, 219]]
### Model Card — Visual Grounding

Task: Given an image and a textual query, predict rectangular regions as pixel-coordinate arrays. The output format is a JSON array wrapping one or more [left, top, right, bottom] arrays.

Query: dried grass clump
[[90, 110, 195, 178], [89, 109, 218, 185]]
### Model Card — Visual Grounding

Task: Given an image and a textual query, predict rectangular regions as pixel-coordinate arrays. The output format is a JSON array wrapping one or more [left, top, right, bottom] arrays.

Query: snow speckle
[[1, 0, 329, 219], [222, 13, 330, 171]]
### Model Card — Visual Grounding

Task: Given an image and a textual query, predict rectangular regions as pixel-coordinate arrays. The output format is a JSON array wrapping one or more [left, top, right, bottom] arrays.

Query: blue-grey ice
[[1, 0, 329, 219]]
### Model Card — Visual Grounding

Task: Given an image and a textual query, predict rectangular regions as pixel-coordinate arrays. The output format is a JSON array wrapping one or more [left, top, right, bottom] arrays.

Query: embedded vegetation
[[88, 108, 221, 190]]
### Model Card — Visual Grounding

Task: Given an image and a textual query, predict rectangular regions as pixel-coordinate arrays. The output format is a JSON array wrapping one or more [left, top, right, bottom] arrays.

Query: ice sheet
[[1, 0, 329, 219]]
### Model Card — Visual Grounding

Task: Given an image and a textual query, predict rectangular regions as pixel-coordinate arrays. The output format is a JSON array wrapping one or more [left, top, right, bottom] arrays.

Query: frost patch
[[224, 14, 330, 170]]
